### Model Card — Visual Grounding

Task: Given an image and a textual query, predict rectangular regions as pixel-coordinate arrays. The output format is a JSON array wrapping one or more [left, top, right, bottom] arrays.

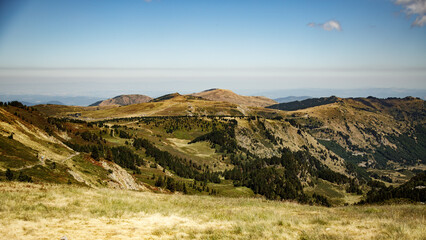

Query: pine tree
[[5, 169, 13, 181], [91, 148, 100, 161], [183, 183, 188, 194], [166, 177, 175, 192], [155, 176, 164, 187]]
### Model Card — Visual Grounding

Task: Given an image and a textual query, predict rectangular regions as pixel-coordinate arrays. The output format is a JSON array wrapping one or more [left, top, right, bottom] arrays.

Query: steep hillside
[[234, 118, 347, 175], [0, 103, 152, 190], [89, 94, 152, 107], [285, 97, 425, 170], [191, 89, 277, 107], [0, 107, 74, 164]]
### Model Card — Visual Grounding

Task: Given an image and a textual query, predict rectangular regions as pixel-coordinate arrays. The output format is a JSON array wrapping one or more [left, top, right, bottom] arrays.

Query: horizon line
[[1, 67, 426, 73]]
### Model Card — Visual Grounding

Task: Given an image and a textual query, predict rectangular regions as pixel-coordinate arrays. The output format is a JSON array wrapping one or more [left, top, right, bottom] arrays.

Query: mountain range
[[89, 89, 277, 108], [0, 89, 424, 206]]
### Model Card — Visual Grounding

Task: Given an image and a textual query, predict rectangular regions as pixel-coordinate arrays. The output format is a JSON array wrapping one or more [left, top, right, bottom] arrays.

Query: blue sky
[[0, 0, 425, 99]]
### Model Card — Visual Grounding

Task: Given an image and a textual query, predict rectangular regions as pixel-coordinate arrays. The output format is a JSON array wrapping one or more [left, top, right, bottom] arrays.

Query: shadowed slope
[[267, 96, 340, 111]]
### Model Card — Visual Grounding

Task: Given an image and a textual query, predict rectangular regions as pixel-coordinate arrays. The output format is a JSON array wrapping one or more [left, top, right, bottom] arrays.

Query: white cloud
[[322, 20, 342, 31], [413, 14, 426, 25], [395, 0, 426, 27], [307, 20, 342, 31]]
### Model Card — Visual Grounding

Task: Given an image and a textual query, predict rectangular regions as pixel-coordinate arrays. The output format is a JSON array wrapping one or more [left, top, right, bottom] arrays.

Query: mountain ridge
[[267, 96, 342, 111], [89, 94, 152, 107], [274, 96, 311, 103]]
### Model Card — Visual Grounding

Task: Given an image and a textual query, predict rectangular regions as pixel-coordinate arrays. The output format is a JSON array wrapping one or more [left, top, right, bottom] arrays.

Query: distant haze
[[0, 87, 424, 107]]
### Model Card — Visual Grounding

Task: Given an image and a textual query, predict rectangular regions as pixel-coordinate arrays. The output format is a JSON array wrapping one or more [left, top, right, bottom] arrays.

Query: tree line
[[65, 142, 144, 173]]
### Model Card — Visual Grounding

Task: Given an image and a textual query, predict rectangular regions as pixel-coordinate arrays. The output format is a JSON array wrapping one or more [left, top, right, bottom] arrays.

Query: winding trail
[[61, 152, 80, 164]]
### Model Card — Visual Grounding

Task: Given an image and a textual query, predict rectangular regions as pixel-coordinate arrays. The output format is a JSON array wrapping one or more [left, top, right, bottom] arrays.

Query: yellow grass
[[1, 182, 425, 240]]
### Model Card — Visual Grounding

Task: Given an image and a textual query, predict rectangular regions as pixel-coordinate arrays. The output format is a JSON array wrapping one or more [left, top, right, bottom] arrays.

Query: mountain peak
[[89, 94, 152, 107], [190, 89, 277, 107]]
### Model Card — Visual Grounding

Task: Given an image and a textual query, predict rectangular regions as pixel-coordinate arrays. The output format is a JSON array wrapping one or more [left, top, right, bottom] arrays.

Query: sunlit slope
[[0, 105, 152, 190], [0, 107, 74, 167]]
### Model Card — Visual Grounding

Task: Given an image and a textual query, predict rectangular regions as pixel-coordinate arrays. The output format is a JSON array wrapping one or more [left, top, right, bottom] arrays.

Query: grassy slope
[[0, 135, 39, 169], [0, 107, 74, 164], [0, 182, 424, 240]]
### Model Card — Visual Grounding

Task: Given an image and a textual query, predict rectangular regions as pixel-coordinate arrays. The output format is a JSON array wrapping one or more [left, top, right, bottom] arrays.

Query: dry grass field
[[1, 182, 425, 240]]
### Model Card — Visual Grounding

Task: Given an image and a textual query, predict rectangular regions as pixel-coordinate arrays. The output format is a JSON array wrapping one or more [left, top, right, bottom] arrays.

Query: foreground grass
[[0, 182, 425, 240]]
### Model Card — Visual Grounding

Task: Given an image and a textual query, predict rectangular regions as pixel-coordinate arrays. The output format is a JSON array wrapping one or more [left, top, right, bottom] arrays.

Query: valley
[[2, 0, 426, 239], [0, 90, 425, 239]]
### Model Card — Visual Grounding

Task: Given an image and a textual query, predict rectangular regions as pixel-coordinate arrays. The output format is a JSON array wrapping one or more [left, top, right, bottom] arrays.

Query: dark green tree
[[17, 172, 32, 182], [155, 176, 164, 187], [5, 169, 13, 181], [183, 183, 188, 194], [91, 148, 100, 161]]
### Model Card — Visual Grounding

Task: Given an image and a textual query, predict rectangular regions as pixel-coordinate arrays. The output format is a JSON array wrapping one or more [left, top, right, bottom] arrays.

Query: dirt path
[[61, 152, 80, 164]]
